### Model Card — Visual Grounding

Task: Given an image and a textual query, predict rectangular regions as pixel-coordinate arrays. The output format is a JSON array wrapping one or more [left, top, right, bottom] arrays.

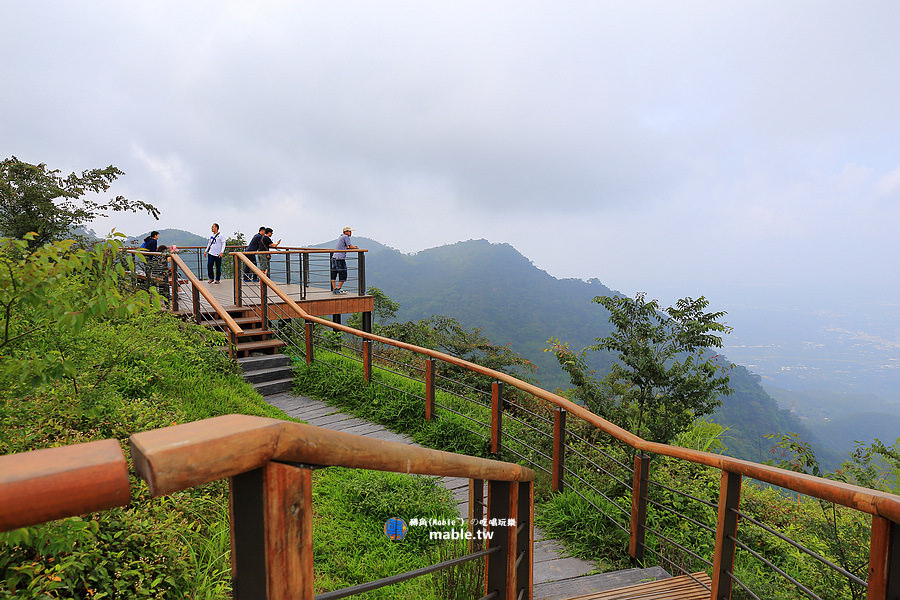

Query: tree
[[222, 231, 246, 279], [0, 156, 159, 248], [547, 293, 733, 444], [347, 287, 400, 331], [0, 233, 160, 394]]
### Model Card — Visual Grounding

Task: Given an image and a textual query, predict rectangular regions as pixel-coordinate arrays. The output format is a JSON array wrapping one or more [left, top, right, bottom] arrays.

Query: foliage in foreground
[[0, 297, 288, 598], [313, 468, 475, 599], [1, 234, 479, 598]]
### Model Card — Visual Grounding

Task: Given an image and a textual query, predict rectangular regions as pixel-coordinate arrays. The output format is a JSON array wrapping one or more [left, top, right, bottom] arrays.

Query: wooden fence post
[[301, 252, 309, 300], [629, 453, 650, 563], [425, 358, 435, 421], [518, 480, 534, 599], [485, 480, 527, 600], [362, 339, 372, 382], [491, 382, 503, 457], [711, 470, 742, 600], [260, 283, 268, 331], [469, 478, 484, 554], [170, 259, 178, 311], [234, 254, 242, 307], [552, 408, 567, 492], [192, 285, 201, 324], [304, 321, 314, 365], [868, 515, 900, 600], [357, 251, 366, 296], [229, 462, 314, 600]]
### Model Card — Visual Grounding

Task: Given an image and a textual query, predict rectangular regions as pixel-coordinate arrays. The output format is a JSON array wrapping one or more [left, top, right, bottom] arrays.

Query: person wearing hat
[[330, 226, 358, 294]]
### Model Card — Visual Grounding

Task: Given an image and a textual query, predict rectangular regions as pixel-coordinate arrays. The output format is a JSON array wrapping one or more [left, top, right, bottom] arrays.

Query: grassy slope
[[0, 310, 462, 599]]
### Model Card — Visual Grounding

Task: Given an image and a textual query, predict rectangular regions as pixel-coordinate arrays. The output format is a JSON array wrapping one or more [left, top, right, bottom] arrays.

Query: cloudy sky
[[3, 1, 899, 313]]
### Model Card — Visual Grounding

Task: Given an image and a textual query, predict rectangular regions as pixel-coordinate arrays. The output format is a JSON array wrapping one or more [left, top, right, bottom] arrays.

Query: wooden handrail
[[0, 440, 130, 532], [168, 253, 245, 336], [234, 253, 900, 522], [129, 414, 535, 497], [126, 250, 244, 336]]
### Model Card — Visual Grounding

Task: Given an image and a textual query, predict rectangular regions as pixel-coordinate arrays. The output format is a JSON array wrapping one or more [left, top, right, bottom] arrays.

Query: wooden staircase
[[205, 305, 287, 358], [193, 305, 295, 396]]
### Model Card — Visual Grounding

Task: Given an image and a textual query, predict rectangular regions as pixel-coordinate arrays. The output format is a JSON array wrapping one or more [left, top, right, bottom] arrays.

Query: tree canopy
[[0, 156, 159, 248], [548, 293, 733, 444]]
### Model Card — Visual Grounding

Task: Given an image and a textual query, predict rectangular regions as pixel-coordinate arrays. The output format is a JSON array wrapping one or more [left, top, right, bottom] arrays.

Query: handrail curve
[[126, 249, 244, 336], [235, 253, 900, 522], [129, 414, 535, 497], [169, 253, 244, 336]]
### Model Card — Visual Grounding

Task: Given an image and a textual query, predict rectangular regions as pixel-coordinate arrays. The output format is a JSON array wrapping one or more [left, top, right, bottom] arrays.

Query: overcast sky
[[3, 1, 899, 313]]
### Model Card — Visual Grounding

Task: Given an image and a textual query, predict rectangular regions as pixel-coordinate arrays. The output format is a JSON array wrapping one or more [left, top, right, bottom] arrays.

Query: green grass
[[312, 468, 465, 599]]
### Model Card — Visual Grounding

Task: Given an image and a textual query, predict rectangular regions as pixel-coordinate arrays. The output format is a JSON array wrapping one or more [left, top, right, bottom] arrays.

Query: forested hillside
[[354, 237, 836, 465]]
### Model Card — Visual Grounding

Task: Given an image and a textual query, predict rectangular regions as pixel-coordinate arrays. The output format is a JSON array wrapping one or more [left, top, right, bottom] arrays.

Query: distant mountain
[[355, 238, 619, 389], [344, 237, 832, 465], [128, 228, 208, 249]]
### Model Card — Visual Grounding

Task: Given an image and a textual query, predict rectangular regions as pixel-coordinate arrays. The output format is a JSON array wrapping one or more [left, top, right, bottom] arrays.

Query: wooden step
[[252, 377, 295, 396], [535, 567, 668, 600], [205, 316, 263, 328], [234, 339, 287, 354], [243, 366, 295, 384], [238, 354, 293, 372]]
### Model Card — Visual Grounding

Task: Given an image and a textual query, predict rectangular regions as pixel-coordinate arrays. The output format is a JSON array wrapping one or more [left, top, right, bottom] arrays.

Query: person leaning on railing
[[243, 227, 265, 282], [330, 226, 357, 294], [146, 245, 171, 299], [259, 227, 281, 277]]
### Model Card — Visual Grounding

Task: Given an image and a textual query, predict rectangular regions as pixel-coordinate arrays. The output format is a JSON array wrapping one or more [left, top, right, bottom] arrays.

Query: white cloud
[[2, 0, 899, 309]]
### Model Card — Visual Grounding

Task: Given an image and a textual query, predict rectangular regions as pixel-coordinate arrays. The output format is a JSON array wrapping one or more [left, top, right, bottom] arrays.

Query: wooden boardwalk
[[264, 391, 697, 600]]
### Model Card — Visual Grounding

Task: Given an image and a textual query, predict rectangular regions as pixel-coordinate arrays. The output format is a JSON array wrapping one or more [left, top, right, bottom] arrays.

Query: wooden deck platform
[[568, 572, 711, 600], [175, 278, 374, 318]]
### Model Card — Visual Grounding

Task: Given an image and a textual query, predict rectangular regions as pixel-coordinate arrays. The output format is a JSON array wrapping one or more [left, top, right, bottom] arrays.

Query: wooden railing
[[125, 249, 244, 354], [0, 440, 130, 532], [161, 245, 368, 300], [231, 259, 900, 600], [1, 417, 534, 600]]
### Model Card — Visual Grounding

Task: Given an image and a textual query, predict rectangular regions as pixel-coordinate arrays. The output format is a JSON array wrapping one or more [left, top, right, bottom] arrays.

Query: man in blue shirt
[[330, 226, 358, 294]]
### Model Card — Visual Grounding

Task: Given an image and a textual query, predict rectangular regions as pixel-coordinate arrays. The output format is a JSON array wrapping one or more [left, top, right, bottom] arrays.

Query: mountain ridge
[[348, 236, 839, 466]]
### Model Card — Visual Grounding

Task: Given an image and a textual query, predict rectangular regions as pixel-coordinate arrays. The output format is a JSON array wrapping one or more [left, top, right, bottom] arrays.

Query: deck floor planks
[[568, 572, 711, 600]]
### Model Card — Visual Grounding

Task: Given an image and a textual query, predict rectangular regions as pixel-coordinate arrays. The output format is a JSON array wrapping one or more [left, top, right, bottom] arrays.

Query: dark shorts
[[330, 258, 347, 281]]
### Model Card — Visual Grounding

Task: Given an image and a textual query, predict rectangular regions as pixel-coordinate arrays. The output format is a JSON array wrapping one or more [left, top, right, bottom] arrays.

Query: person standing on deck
[[243, 226, 265, 281], [141, 231, 159, 252], [330, 226, 357, 294], [205, 223, 226, 284], [259, 227, 281, 277]]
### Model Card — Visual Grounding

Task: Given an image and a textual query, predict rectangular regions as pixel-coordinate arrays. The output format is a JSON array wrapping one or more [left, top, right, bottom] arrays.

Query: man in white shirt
[[205, 223, 226, 284]]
